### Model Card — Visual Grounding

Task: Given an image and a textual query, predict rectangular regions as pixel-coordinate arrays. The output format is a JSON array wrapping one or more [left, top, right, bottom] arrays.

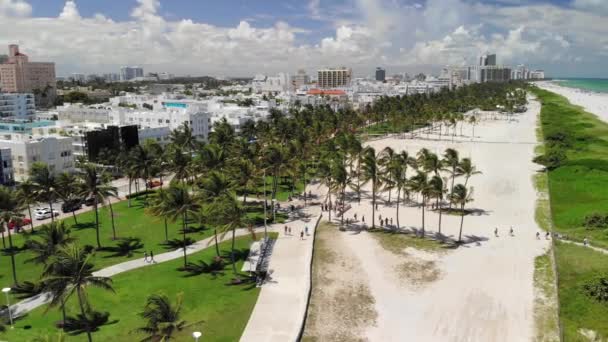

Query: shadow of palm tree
[[71, 222, 96, 230], [100, 237, 144, 258]]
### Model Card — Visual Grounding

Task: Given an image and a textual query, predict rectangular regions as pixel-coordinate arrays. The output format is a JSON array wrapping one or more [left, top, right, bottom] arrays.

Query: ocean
[[555, 78, 608, 93]]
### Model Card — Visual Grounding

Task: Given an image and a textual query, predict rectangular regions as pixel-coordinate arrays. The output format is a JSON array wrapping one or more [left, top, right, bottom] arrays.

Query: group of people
[[284, 225, 309, 240], [143, 250, 156, 263]]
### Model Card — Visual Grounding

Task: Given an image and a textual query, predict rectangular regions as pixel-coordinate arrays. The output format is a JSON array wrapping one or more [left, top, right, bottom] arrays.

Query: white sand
[[537, 81, 608, 122], [313, 97, 550, 341]]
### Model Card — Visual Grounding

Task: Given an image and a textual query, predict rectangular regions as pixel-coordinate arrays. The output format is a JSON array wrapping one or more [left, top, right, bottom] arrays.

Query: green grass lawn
[[554, 241, 608, 341], [0, 194, 278, 292], [359, 121, 428, 136], [533, 88, 608, 248], [0, 234, 273, 341]]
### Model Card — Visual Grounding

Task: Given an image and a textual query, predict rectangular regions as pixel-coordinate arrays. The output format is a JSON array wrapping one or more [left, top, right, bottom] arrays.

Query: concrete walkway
[[240, 195, 322, 342], [10, 224, 265, 318], [559, 238, 608, 255]]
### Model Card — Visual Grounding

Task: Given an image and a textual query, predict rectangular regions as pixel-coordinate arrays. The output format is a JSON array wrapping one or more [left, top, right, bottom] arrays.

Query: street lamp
[[192, 331, 202, 342], [2, 287, 13, 329]]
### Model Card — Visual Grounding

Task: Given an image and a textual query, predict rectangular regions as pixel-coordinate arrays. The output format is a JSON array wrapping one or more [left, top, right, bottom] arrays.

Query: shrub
[[533, 147, 567, 170], [584, 213, 608, 229], [583, 274, 608, 303]]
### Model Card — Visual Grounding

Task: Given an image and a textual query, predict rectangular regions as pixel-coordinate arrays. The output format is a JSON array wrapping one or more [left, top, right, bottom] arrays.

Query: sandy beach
[[537, 81, 608, 122], [310, 97, 551, 341]]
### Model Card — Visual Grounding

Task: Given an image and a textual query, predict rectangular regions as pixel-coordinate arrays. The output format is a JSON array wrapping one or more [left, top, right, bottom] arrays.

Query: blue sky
[[1, 0, 607, 77]]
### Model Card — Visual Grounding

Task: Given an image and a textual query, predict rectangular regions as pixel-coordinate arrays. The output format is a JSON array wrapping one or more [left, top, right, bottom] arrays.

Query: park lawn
[[534, 88, 608, 248], [0, 194, 273, 290], [0, 234, 274, 342], [554, 241, 608, 341]]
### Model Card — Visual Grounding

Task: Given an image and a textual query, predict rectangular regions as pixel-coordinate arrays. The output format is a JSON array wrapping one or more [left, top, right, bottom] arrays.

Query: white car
[[35, 209, 59, 220]]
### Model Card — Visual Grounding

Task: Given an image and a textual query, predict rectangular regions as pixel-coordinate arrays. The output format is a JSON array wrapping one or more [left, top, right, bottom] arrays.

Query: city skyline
[[0, 0, 607, 78]]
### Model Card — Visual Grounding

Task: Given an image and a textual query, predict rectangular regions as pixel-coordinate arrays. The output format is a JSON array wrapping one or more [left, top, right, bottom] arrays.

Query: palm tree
[[361, 147, 382, 228], [379, 147, 397, 203], [148, 188, 171, 243], [429, 176, 446, 235], [457, 158, 481, 187], [17, 180, 37, 231], [332, 159, 349, 226], [393, 151, 411, 230], [43, 243, 114, 342], [56, 172, 82, 225], [78, 164, 118, 248], [131, 145, 156, 203], [469, 115, 477, 139], [137, 293, 196, 341], [442, 148, 460, 208], [147, 183, 199, 267], [204, 194, 247, 278], [26, 222, 75, 265], [0, 186, 25, 284], [316, 159, 335, 222], [449, 184, 474, 243], [165, 144, 191, 184], [29, 162, 58, 223], [410, 171, 431, 237]]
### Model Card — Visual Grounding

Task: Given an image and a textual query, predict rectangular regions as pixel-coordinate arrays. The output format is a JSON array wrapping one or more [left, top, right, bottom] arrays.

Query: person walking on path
[[495, 227, 499, 237], [150, 250, 155, 263], [583, 237, 589, 246], [305, 226, 309, 235], [545, 232, 550, 240], [300, 230, 304, 240], [390, 218, 393, 225], [144, 251, 149, 263], [284, 225, 288, 235], [536, 232, 540, 239], [354, 213, 358, 220], [362, 215, 365, 223], [289, 227, 292, 235], [509, 226, 514, 236]]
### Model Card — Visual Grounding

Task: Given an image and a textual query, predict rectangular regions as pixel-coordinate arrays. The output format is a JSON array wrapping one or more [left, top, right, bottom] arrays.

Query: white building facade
[[0, 135, 74, 181], [0, 93, 35, 118]]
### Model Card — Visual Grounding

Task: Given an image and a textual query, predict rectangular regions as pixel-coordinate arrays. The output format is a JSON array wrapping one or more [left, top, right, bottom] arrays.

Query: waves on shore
[[554, 78, 608, 94]]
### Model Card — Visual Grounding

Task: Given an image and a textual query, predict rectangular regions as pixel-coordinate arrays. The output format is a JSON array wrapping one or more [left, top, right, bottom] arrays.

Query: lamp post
[[2, 287, 13, 329], [192, 331, 202, 342]]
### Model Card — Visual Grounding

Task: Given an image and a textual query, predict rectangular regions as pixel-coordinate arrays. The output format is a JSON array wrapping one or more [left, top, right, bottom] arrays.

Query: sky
[[0, 0, 607, 78]]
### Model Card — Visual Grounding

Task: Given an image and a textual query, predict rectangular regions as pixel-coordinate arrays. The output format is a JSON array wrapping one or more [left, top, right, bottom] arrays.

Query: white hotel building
[[0, 93, 35, 118]]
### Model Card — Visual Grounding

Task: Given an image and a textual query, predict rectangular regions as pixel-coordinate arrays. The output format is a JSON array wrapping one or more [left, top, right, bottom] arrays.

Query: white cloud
[[0, 0, 606, 76], [572, 0, 608, 14], [0, 0, 31, 17]]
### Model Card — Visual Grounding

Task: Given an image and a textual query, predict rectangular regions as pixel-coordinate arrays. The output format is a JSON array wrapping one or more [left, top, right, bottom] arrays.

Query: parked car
[[147, 180, 163, 188], [84, 197, 97, 206], [35, 209, 59, 220], [62, 199, 83, 213], [8, 218, 32, 230]]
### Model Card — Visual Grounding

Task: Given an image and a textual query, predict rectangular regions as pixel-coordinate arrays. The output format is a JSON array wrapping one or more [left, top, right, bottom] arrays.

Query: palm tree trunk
[[77, 288, 93, 342], [371, 184, 376, 229], [27, 205, 35, 232], [449, 172, 456, 209], [396, 187, 401, 230], [6, 224, 17, 284], [230, 227, 238, 278], [214, 228, 220, 258], [49, 200, 55, 223], [327, 190, 332, 222], [458, 203, 465, 242], [182, 212, 188, 267], [0, 230, 5, 248], [421, 195, 425, 237], [72, 210, 78, 225], [94, 201, 101, 248], [164, 218, 169, 242], [128, 179, 132, 208], [108, 200, 116, 240]]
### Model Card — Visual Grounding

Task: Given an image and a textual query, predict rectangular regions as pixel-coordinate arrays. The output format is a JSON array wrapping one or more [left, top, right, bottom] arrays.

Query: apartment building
[[0, 135, 74, 182], [317, 67, 352, 88], [0, 93, 35, 118], [0, 45, 56, 107], [0, 148, 13, 185]]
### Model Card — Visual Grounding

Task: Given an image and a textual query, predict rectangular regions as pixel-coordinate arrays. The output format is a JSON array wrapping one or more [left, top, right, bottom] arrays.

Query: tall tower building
[[317, 67, 352, 88], [375, 67, 386, 82], [0, 44, 56, 107]]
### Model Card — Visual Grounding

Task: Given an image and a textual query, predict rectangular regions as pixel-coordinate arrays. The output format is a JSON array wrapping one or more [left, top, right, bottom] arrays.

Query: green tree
[[78, 164, 118, 248], [429, 176, 447, 235], [410, 171, 432, 237], [361, 147, 382, 228], [449, 184, 474, 243], [56, 172, 82, 225], [29, 162, 58, 223], [137, 293, 196, 341], [16, 180, 37, 231], [0, 186, 25, 284]]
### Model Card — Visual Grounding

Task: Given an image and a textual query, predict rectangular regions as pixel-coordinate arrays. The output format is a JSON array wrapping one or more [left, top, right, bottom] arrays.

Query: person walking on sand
[[150, 250, 155, 263], [144, 251, 149, 263], [494, 227, 499, 237]]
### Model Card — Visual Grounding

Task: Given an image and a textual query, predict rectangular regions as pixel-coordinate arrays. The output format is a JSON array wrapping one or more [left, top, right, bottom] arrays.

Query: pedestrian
[[362, 215, 365, 223], [144, 251, 149, 263], [300, 230, 304, 240], [150, 250, 155, 263], [354, 213, 358, 220], [583, 237, 589, 246], [536, 232, 540, 239], [305, 225, 309, 235], [379, 214, 383, 222], [284, 225, 288, 235], [494, 227, 499, 237], [509, 226, 514, 236], [545, 231, 550, 240], [289, 227, 292, 235], [390, 218, 393, 225], [309, 190, 312, 198]]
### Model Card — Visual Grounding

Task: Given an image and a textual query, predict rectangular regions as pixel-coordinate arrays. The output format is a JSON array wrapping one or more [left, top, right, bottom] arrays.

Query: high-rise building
[[375, 67, 386, 82], [479, 53, 496, 66], [317, 67, 352, 88], [0, 45, 56, 107], [0, 55, 7, 64], [290, 69, 310, 90], [120, 66, 144, 81], [0, 148, 13, 185]]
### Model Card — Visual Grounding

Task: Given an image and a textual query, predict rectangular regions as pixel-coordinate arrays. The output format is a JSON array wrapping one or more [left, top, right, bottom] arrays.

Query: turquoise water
[[556, 78, 608, 93]]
